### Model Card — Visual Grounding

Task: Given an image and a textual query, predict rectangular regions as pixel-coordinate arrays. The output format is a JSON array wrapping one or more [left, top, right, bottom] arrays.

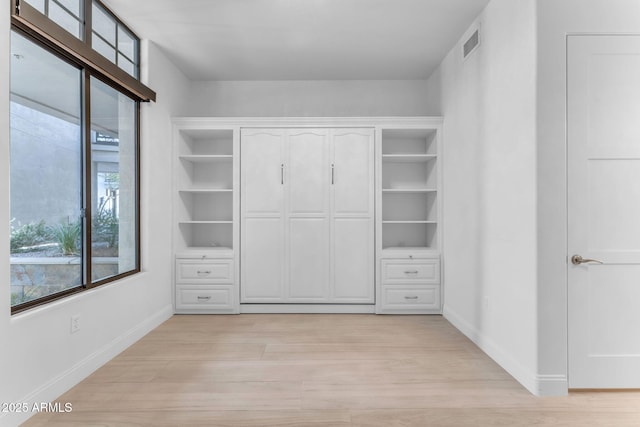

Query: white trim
[[240, 304, 375, 314], [443, 305, 567, 396], [173, 116, 443, 129], [537, 374, 569, 396], [8, 305, 173, 427]]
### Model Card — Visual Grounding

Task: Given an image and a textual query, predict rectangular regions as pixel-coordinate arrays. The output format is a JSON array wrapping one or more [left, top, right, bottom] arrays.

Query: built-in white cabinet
[[173, 121, 240, 313], [376, 122, 443, 313], [172, 117, 442, 314], [240, 128, 374, 303], [174, 255, 236, 313]]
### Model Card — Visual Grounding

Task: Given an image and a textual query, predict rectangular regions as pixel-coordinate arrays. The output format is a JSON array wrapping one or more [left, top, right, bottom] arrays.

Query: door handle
[[331, 164, 335, 185], [571, 255, 603, 265], [281, 164, 284, 185]]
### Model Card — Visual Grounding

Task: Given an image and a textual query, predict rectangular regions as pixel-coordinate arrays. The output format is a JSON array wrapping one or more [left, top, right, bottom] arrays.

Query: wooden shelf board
[[382, 154, 436, 163], [178, 246, 233, 253], [179, 155, 233, 163], [178, 189, 233, 193], [179, 221, 233, 224], [382, 221, 437, 224], [382, 188, 437, 193], [382, 246, 436, 251]]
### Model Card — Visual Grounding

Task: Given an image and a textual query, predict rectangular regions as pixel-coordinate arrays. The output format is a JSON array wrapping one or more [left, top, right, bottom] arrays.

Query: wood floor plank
[[21, 314, 640, 426]]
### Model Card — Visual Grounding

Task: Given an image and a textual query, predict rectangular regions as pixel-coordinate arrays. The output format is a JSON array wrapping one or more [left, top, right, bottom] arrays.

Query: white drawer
[[382, 259, 439, 283], [175, 286, 234, 310], [176, 260, 233, 283], [382, 285, 441, 310]]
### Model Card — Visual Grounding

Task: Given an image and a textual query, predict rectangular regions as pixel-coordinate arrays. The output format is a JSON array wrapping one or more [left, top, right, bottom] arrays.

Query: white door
[[287, 129, 330, 301], [240, 130, 285, 302], [330, 129, 375, 303], [568, 35, 640, 388]]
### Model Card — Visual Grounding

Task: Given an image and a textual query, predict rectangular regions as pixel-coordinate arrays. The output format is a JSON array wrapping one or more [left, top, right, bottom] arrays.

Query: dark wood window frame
[[10, 0, 155, 314]]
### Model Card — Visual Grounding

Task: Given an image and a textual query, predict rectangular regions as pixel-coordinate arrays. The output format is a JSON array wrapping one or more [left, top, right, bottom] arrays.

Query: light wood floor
[[24, 314, 640, 426]]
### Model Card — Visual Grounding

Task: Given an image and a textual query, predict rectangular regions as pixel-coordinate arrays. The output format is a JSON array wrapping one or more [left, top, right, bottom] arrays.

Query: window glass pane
[[117, 54, 135, 76], [53, 0, 80, 18], [24, 0, 45, 14], [10, 32, 83, 307], [117, 27, 135, 62], [92, 3, 116, 45], [49, 2, 81, 39], [90, 78, 138, 282], [92, 33, 116, 62]]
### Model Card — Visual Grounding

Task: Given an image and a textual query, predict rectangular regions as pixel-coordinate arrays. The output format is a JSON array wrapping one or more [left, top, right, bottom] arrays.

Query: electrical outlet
[[70, 314, 81, 334]]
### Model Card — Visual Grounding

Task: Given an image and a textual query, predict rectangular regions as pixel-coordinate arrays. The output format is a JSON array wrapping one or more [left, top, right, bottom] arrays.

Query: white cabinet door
[[241, 130, 284, 215], [568, 35, 640, 387], [288, 130, 329, 215], [241, 217, 284, 301], [332, 218, 373, 302], [240, 128, 375, 304], [240, 130, 285, 302], [287, 130, 330, 301], [332, 129, 374, 216], [330, 129, 374, 302]]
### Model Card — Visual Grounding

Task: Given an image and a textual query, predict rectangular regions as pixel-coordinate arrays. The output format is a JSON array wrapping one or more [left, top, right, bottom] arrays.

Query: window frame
[[10, 0, 154, 101], [10, 0, 151, 314]]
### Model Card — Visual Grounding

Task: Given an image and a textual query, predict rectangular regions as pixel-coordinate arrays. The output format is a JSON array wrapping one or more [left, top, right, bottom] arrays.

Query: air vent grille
[[463, 30, 480, 59]]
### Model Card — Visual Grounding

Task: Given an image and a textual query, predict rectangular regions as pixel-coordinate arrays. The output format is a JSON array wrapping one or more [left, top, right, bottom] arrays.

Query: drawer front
[[176, 260, 233, 283], [382, 285, 441, 310], [382, 259, 440, 283], [176, 286, 233, 310]]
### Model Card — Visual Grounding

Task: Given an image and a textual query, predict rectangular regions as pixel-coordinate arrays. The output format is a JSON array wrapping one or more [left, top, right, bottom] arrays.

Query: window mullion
[[82, 0, 90, 43], [83, 70, 93, 288]]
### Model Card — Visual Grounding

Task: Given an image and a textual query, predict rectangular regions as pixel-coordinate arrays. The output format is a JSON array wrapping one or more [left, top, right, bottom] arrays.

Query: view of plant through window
[[10, 0, 152, 312], [10, 31, 83, 306]]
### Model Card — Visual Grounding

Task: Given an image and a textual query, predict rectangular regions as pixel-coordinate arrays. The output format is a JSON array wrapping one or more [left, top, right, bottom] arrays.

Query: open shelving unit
[[380, 128, 440, 251], [376, 121, 443, 315], [174, 127, 237, 253]]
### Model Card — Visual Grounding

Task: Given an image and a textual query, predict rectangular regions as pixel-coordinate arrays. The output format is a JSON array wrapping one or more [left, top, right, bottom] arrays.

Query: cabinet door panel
[[288, 218, 329, 300], [332, 129, 374, 216], [241, 130, 284, 215], [332, 218, 374, 302], [241, 218, 284, 301], [288, 130, 328, 215]]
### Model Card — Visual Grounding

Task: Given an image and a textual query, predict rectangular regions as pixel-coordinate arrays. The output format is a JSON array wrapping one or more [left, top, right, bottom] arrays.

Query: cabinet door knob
[[404, 295, 419, 300], [197, 270, 211, 275], [197, 296, 211, 301], [404, 270, 419, 274]]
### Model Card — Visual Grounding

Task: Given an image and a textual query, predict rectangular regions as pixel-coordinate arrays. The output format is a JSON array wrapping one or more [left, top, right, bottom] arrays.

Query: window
[[90, 77, 138, 283], [10, 0, 154, 313], [24, 0, 83, 39]]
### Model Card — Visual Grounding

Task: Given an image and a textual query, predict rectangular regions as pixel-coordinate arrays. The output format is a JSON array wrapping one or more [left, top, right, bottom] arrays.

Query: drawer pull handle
[[197, 296, 212, 301], [197, 270, 212, 275], [405, 296, 419, 300], [405, 270, 419, 274]]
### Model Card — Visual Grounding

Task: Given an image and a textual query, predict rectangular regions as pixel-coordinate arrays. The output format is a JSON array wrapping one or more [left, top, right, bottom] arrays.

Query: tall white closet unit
[[240, 128, 374, 304], [172, 118, 442, 314]]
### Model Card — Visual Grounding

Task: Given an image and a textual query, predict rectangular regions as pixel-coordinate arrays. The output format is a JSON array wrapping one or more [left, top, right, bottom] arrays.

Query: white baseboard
[[240, 304, 375, 314], [443, 305, 567, 397], [536, 374, 569, 396], [7, 304, 173, 427]]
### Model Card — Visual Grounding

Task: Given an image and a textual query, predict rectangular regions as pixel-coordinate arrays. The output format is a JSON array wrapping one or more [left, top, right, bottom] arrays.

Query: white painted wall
[[536, 0, 640, 392], [0, 37, 189, 425], [187, 80, 430, 117], [425, 0, 540, 394]]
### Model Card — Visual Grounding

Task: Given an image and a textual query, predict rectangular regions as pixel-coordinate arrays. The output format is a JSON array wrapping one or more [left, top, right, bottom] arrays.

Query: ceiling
[[100, 0, 490, 81]]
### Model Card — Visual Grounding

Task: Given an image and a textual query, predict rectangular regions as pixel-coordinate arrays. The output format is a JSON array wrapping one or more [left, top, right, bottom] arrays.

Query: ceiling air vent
[[463, 29, 480, 59]]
